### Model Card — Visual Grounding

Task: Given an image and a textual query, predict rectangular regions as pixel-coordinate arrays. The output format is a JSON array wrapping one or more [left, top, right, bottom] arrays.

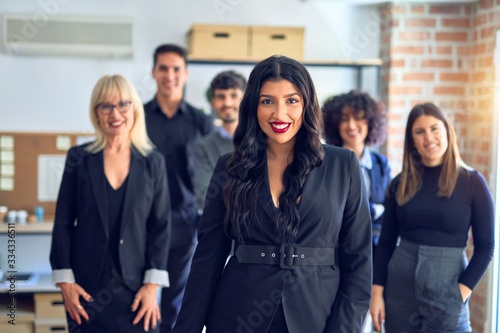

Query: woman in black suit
[[50, 75, 171, 333], [172, 55, 372, 333]]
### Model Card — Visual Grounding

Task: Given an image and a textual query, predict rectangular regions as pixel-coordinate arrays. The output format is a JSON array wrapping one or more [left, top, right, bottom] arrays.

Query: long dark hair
[[397, 103, 462, 205], [222, 55, 324, 243]]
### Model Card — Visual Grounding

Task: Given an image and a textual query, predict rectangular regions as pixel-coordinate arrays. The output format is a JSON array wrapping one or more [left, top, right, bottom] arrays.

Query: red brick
[[441, 18, 470, 28], [439, 73, 468, 82], [390, 59, 405, 67], [411, 5, 425, 13], [480, 0, 494, 10], [456, 46, 470, 56], [480, 26, 495, 39], [390, 4, 406, 14], [421, 59, 453, 68], [388, 85, 422, 95], [410, 99, 431, 107], [436, 46, 452, 54], [477, 56, 493, 67], [435, 32, 468, 42], [402, 72, 435, 81], [429, 5, 462, 14], [398, 32, 431, 41], [473, 13, 488, 27], [433, 86, 465, 95], [405, 18, 437, 28], [473, 43, 486, 55], [478, 99, 493, 110], [390, 46, 424, 55]]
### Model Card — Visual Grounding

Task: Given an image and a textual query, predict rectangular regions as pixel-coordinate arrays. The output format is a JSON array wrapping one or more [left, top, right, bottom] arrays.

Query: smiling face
[[338, 106, 368, 151], [96, 94, 135, 139], [212, 87, 243, 124], [152, 52, 188, 100], [257, 79, 304, 148], [411, 114, 448, 166]]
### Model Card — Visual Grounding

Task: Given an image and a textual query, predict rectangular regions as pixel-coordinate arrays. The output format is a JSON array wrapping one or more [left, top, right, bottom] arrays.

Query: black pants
[[67, 267, 159, 333]]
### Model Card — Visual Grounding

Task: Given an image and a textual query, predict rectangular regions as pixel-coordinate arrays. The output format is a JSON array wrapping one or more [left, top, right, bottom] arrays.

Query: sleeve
[[193, 140, 214, 210], [326, 151, 372, 332], [172, 156, 233, 333], [201, 112, 215, 136], [458, 170, 495, 290], [144, 152, 171, 287], [49, 147, 80, 284], [373, 177, 401, 286]]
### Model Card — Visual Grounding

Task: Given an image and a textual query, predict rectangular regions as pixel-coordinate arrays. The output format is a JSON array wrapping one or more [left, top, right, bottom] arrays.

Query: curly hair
[[222, 55, 324, 243], [322, 90, 387, 147]]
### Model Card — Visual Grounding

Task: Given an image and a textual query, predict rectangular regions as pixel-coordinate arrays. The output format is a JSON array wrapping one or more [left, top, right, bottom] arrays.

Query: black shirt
[[373, 165, 495, 290], [105, 175, 128, 285], [144, 97, 213, 215]]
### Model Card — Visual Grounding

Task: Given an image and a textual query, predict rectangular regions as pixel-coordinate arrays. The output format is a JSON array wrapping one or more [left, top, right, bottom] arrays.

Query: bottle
[[35, 206, 44, 223]]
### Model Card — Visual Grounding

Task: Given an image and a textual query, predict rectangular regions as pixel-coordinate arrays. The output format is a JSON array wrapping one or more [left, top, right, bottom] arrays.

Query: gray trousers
[[384, 239, 471, 333]]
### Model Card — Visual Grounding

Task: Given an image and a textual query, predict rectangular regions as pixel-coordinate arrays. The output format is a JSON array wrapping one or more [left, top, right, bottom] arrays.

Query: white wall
[[0, 0, 380, 132]]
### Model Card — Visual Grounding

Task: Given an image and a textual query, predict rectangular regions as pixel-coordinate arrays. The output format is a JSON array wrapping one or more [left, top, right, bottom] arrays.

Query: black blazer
[[368, 151, 391, 227], [50, 144, 171, 293], [173, 145, 372, 333]]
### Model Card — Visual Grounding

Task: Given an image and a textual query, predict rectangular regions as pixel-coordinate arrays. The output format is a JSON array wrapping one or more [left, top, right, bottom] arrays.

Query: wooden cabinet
[[0, 275, 68, 333]]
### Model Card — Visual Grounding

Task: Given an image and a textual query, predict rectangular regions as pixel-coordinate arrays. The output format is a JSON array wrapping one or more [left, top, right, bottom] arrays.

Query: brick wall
[[379, 1, 498, 332]]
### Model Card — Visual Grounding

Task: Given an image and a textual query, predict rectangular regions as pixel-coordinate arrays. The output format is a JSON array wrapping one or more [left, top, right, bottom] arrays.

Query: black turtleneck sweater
[[373, 165, 495, 290]]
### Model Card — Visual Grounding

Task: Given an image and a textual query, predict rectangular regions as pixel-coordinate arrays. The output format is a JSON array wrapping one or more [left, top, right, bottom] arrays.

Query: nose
[[276, 102, 287, 118], [346, 117, 357, 129]]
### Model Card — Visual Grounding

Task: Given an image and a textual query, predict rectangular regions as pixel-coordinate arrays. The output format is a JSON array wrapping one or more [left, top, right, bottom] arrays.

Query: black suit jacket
[[173, 145, 372, 333], [368, 151, 391, 227], [50, 144, 171, 293]]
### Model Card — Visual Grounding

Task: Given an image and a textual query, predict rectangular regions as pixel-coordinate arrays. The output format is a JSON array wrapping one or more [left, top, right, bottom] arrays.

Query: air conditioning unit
[[3, 15, 135, 58]]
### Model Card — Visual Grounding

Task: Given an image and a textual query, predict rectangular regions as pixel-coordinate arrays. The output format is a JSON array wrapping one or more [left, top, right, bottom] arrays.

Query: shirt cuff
[[143, 269, 169, 288], [52, 269, 75, 286]]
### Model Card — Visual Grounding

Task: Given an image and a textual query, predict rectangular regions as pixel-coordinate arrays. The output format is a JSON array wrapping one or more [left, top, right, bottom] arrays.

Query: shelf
[[188, 56, 382, 93], [0, 222, 54, 234], [188, 56, 382, 68], [0, 273, 58, 293]]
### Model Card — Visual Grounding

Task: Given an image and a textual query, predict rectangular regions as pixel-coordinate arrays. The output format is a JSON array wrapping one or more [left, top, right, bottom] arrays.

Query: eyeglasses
[[96, 101, 132, 115]]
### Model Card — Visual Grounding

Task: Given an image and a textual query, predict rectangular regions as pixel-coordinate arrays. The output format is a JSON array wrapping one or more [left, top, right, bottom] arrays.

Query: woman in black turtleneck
[[370, 103, 494, 333]]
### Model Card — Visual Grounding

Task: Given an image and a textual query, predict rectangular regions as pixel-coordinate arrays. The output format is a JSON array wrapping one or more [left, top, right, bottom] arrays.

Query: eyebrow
[[259, 92, 300, 98]]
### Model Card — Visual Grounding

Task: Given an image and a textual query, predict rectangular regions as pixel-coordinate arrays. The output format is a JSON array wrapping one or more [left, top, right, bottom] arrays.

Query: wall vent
[[3, 15, 134, 58]]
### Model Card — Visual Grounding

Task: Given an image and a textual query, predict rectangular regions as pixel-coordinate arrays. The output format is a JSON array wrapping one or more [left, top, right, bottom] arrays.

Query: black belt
[[235, 243, 337, 270]]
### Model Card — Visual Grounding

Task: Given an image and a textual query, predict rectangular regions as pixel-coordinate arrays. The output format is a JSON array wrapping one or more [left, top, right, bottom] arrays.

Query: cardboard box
[[250, 26, 304, 61], [34, 293, 65, 319], [187, 24, 249, 60], [34, 319, 68, 333]]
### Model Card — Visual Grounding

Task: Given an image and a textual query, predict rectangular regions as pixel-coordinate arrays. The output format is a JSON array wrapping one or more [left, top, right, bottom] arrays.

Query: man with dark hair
[[144, 43, 213, 333], [193, 70, 247, 210]]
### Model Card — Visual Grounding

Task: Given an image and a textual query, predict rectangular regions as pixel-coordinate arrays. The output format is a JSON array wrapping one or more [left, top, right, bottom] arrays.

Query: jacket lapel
[[258, 160, 278, 221], [298, 162, 327, 221], [257, 160, 327, 222], [88, 150, 109, 239], [119, 147, 142, 238]]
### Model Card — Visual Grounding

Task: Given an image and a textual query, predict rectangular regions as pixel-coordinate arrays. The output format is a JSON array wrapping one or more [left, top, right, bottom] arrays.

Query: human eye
[[99, 103, 113, 113], [260, 98, 273, 105], [287, 98, 299, 104]]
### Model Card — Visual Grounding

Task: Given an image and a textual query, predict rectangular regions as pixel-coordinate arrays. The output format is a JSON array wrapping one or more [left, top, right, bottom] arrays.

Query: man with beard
[[144, 44, 214, 333], [193, 70, 247, 210]]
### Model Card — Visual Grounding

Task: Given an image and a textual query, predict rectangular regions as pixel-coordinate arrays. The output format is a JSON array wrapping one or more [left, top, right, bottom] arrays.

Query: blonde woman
[[370, 103, 494, 332], [50, 75, 171, 333]]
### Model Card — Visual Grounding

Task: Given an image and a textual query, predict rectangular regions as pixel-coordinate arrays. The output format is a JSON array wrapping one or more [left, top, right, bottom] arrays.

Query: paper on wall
[[38, 154, 66, 201]]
